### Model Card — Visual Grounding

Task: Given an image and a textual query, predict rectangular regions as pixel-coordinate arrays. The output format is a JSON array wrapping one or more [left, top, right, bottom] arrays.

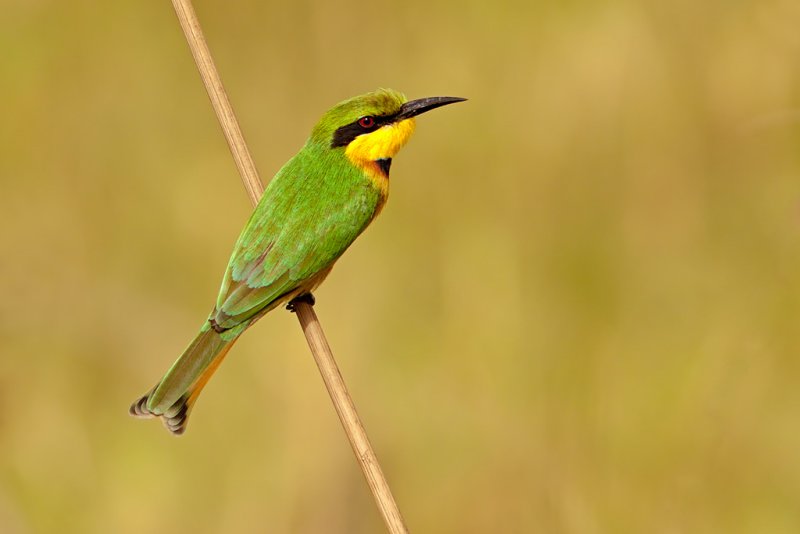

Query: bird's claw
[[286, 293, 315, 313]]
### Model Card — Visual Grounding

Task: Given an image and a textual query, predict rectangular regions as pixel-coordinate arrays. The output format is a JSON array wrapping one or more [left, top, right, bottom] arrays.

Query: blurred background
[[2, 0, 800, 532]]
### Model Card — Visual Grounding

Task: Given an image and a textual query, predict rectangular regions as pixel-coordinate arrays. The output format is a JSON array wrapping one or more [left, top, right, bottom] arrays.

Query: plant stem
[[168, 1, 409, 532]]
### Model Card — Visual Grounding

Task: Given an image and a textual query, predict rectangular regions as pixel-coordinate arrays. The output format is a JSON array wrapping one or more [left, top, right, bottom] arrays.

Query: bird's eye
[[358, 116, 375, 129]]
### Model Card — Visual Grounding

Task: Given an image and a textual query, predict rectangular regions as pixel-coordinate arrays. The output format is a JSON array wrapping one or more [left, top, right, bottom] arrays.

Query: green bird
[[130, 89, 464, 434]]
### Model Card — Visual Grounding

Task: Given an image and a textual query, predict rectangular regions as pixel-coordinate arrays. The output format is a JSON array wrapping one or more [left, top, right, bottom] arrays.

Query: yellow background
[[2, 0, 800, 532]]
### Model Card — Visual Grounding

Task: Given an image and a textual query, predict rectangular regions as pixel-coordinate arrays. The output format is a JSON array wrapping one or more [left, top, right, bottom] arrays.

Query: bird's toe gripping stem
[[286, 292, 315, 313]]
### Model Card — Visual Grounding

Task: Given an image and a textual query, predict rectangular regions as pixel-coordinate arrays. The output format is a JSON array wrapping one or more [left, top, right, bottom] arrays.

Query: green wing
[[212, 146, 380, 329]]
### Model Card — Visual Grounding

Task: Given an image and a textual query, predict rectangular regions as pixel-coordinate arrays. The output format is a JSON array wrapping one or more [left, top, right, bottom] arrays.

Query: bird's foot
[[286, 293, 315, 313]]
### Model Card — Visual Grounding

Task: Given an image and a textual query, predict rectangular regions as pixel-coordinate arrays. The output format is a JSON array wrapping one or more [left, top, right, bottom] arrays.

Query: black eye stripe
[[331, 114, 395, 148]]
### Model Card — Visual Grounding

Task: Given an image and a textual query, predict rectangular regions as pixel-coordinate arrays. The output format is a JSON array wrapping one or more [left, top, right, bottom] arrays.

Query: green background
[[2, 0, 800, 532]]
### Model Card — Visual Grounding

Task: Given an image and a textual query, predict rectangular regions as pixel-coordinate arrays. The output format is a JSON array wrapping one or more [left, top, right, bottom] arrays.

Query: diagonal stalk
[[168, 1, 409, 532]]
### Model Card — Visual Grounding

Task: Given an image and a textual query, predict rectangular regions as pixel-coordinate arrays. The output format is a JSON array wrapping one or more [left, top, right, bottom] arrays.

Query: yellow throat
[[345, 118, 416, 168]]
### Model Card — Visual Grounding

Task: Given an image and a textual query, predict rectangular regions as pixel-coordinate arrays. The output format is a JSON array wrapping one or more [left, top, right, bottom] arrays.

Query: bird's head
[[311, 89, 465, 174]]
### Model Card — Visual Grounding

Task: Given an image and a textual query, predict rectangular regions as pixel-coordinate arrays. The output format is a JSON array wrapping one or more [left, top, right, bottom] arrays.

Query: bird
[[130, 88, 465, 434]]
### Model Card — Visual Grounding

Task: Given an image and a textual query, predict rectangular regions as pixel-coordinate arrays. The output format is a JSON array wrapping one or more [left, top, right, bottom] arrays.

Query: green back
[[212, 139, 380, 329], [209, 89, 409, 329]]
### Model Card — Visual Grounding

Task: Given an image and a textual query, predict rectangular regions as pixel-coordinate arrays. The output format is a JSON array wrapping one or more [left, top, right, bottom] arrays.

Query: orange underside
[[185, 337, 239, 409], [185, 265, 334, 412]]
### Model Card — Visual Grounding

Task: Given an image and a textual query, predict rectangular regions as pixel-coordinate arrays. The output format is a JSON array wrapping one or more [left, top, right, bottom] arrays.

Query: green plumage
[[130, 88, 464, 434], [214, 143, 380, 328]]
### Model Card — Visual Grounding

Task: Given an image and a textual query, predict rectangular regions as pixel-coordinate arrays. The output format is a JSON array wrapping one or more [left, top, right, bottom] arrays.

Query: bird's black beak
[[395, 96, 467, 121]]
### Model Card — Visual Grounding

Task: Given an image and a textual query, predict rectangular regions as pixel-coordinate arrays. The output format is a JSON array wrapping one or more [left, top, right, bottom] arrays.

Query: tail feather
[[129, 390, 192, 435], [130, 323, 240, 435]]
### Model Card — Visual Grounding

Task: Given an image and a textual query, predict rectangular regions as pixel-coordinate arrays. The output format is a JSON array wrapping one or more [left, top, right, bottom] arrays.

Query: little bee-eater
[[130, 89, 464, 434]]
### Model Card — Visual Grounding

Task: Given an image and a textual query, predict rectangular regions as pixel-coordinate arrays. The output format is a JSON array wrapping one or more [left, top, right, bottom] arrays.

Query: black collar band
[[376, 158, 392, 176]]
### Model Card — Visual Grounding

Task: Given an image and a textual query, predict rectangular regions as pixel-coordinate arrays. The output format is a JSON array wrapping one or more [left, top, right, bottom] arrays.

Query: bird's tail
[[130, 323, 241, 435]]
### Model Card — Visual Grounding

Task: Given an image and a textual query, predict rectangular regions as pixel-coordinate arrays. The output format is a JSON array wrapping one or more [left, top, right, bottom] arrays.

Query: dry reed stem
[[169, 1, 409, 532], [294, 304, 409, 533]]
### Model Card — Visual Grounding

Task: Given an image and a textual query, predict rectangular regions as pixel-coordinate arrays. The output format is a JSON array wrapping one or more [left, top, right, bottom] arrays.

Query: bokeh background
[[2, 0, 800, 532]]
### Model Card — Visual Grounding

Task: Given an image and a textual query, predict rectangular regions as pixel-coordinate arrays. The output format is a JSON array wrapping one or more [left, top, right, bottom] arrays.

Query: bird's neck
[[351, 158, 390, 203], [296, 141, 390, 212]]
